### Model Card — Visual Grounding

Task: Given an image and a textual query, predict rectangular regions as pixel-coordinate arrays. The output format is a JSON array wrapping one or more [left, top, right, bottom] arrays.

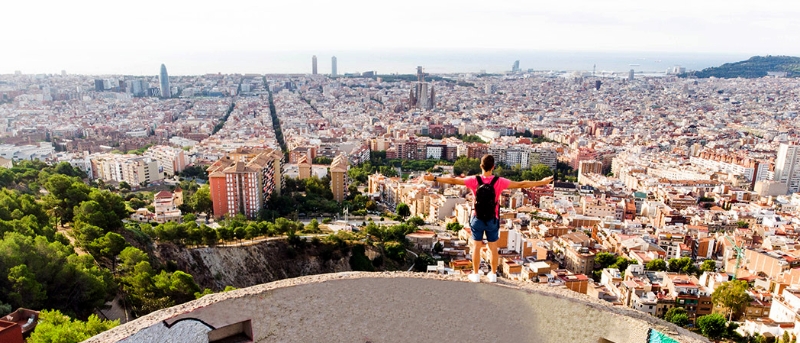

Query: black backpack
[[474, 176, 499, 222]]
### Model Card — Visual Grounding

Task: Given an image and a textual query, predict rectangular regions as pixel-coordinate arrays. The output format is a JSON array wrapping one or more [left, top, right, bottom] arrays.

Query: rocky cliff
[[155, 239, 379, 290]]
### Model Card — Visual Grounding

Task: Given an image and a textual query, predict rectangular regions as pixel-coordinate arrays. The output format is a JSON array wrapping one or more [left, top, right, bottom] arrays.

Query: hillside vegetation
[[684, 55, 800, 78]]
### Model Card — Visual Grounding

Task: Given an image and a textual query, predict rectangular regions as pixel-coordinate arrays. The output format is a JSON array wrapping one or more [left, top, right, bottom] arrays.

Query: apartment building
[[207, 149, 283, 219], [143, 145, 187, 177], [330, 154, 349, 203]]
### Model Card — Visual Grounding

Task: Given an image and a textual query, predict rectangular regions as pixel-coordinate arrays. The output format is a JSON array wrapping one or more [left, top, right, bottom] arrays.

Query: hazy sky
[[3, 0, 800, 75]]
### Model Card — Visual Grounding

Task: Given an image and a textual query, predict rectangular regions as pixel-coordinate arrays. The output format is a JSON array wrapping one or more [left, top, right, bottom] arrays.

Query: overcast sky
[[3, 0, 800, 74]]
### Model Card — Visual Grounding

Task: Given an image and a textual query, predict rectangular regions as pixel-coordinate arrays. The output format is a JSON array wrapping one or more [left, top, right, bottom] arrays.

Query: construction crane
[[725, 235, 745, 280]]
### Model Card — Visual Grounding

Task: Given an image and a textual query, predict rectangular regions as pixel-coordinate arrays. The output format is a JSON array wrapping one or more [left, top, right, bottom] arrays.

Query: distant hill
[[683, 55, 800, 78]]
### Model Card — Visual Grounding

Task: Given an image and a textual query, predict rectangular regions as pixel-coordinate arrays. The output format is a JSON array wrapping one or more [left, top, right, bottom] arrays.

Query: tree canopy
[[664, 307, 689, 327], [645, 258, 667, 271], [28, 309, 118, 343], [667, 257, 698, 275], [696, 313, 727, 341], [712, 280, 751, 321]]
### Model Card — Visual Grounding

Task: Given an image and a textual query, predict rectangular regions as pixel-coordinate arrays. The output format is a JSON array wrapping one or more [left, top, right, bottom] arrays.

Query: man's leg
[[472, 240, 485, 274], [487, 241, 500, 274]]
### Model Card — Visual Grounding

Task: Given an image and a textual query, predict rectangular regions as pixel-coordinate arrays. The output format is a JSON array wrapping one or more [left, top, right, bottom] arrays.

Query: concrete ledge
[[85, 272, 708, 343]]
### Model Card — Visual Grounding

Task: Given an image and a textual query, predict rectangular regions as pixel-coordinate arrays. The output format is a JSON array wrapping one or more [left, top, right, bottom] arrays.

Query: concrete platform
[[85, 272, 708, 343]]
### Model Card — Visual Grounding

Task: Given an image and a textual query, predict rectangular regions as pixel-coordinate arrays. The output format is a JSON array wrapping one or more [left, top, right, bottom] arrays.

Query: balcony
[[86, 272, 705, 343]]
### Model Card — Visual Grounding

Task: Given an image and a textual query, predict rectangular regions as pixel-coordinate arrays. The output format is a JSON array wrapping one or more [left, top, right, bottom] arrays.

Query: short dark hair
[[480, 154, 495, 172]]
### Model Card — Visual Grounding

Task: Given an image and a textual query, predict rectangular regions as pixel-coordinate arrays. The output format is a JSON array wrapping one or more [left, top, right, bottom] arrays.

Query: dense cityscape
[[1, 53, 800, 343]]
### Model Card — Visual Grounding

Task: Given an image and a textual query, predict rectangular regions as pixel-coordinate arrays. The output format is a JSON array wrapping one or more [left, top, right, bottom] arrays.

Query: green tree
[[736, 220, 750, 228], [701, 259, 717, 273], [664, 307, 688, 325], [217, 226, 233, 242], [86, 232, 129, 270], [671, 313, 690, 327], [153, 270, 202, 304], [118, 181, 131, 191], [191, 184, 213, 214], [28, 309, 118, 343], [696, 313, 727, 342], [522, 164, 554, 183], [42, 174, 90, 223], [667, 257, 698, 275], [306, 219, 320, 233], [446, 222, 463, 232], [384, 241, 406, 261], [595, 252, 617, 269], [183, 213, 197, 223], [118, 246, 149, 273], [233, 226, 246, 243], [0, 168, 14, 188], [453, 157, 481, 176], [413, 253, 436, 272], [406, 216, 425, 227], [396, 203, 410, 218], [433, 242, 443, 253], [610, 257, 634, 273], [0, 233, 115, 318], [7, 265, 47, 309], [712, 280, 751, 321], [646, 258, 667, 271]]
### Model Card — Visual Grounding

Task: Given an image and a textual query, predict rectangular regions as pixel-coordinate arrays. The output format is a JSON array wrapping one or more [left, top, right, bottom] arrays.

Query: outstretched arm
[[423, 174, 466, 185], [507, 176, 554, 189]]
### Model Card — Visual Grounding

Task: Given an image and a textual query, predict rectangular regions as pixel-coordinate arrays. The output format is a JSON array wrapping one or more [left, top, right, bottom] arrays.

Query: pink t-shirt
[[463, 175, 511, 218]]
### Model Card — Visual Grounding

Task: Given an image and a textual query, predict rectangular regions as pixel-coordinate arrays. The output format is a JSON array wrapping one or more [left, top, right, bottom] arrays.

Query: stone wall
[[86, 272, 708, 343]]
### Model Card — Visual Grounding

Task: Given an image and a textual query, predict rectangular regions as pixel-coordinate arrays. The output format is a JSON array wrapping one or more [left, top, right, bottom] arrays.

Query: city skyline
[[2, 0, 800, 74], [0, 50, 756, 76]]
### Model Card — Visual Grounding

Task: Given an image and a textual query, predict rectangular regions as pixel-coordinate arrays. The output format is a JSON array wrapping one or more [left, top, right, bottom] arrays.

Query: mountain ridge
[[683, 55, 800, 78]]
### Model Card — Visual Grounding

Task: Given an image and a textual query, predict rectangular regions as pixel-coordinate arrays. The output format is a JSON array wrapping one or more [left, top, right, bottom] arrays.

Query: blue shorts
[[470, 216, 499, 243]]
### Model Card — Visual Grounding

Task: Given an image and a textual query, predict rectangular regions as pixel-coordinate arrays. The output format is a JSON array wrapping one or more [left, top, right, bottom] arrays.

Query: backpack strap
[[489, 176, 499, 186], [476, 175, 484, 185]]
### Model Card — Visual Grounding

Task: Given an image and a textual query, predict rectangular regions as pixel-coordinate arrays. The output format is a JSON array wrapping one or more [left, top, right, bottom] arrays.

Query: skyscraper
[[159, 64, 171, 98], [629, 69, 635, 81], [312, 55, 318, 75], [775, 143, 800, 194], [512, 60, 520, 73], [331, 56, 337, 77]]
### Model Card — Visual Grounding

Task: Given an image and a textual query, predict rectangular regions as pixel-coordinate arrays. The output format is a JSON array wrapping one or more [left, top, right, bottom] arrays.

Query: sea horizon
[[2, 49, 757, 76]]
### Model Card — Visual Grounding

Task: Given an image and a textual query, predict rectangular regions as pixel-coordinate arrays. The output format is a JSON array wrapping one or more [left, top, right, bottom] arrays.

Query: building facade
[[159, 64, 171, 98], [207, 149, 283, 219]]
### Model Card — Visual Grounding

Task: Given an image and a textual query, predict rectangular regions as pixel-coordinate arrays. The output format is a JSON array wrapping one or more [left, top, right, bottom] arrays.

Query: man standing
[[424, 154, 552, 282]]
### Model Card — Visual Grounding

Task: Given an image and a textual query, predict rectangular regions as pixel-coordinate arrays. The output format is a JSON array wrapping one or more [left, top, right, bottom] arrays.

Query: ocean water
[[6, 49, 752, 76], [157, 49, 750, 75]]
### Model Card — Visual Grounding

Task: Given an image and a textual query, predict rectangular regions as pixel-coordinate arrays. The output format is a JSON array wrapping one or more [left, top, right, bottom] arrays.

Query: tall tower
[[512, 60, 520, 73], [429, 84, 435, 110], [312, 55, 318, 75], [159, 64, 171, 98], [331, 56, 337, 77], [628, 69, 635, 81]]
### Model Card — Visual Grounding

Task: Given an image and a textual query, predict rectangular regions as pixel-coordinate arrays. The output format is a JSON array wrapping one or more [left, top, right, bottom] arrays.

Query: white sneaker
[[487, 273, 498, 283], [468, 273, 481, 283]]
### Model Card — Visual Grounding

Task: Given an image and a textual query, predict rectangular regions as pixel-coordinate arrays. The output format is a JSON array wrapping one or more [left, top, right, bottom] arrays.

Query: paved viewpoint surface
[[86, 272, 707, 343]]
